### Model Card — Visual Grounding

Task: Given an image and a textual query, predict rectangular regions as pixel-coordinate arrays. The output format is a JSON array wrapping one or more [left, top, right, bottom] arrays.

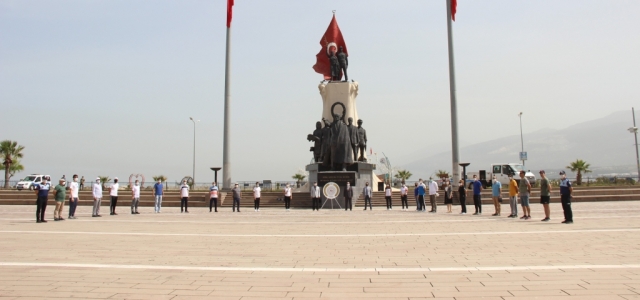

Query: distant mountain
[[402, 111, 638, 177]]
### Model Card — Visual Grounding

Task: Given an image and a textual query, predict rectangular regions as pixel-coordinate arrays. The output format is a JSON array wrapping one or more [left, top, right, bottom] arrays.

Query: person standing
[[413, 182, 419, 211], [131, 179, 140, 214], [384, 184, 392, 210], [34, 176, 51, 223], [232, 183, 241, 212], [458, 179, 467, 214], [417, 179, 427, 212], [400, 183, 408, 211], [109, 177, 119, 215], [68, 174, 80, 219], [92, 178, 102, 217], [518, 170, 532, 220], [472, 175, 483, 215], [539, 170, 552, 222], [283, 184, 292, 211], [153, 179, 163, 213], [209, 182, 219, 212], [180, 180, 189, 213], [362, 182, 372, 210], [53, 178, 66, 221], [559, 170, 573, 224], [79, 176, 85, 191], [311, 182, 321, 211], [253, 182, 261, 212], [344, 182, 353, 211], [428, 179, 438, 213], [444, 181, 453, 213], [491, 175, 502, 216], [507, 174, 519, 218]]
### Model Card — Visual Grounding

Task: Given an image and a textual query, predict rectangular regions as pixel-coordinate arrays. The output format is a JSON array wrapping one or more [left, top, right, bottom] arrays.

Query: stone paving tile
[[1, 202, 640, 299]]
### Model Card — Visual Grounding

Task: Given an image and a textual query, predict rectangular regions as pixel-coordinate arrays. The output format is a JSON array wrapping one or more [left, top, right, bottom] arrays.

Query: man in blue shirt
[[472, 175, 483, 215], [559, 171, 573, 224], [417, 179, 426, 212], [34, 176, 51, 223], [153, 179, 164, 213], [491, 175, 502, 216]]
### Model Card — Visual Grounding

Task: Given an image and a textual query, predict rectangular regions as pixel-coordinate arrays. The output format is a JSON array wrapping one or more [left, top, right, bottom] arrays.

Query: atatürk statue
[[328, 49, 341, 81], [320, 118, 332, 163], [337, 46, 348, 81], [356, 119, 367, 162], [330, 113, 353, 171], [346, 117, 359, 161], [307, 121, 323, 163]]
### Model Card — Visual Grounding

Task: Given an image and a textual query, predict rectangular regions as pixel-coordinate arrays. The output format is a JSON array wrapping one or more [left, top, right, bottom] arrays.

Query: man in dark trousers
[[362, 182, 372, 211], [337, 46, 348, 81], [344, 182, 353, 211], [232, 183, 241, 212], [559, 171, 574, 224], [34, 176, 51, 223], [311, 182, 321, 211]]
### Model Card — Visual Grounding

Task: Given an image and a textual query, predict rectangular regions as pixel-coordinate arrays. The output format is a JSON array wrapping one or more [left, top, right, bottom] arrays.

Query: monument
[[306, 13, 377, 208]]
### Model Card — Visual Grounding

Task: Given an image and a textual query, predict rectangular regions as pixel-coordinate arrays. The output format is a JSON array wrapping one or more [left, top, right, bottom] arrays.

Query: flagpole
[[222, 25, 232, 189], [446, 0, 460, 189]]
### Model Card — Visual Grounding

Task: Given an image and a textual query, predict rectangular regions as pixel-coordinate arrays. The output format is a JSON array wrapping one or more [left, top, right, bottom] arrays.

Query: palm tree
[[435, 170, 450, 179], [394, 170, 412, 184], [98, 176, 111, 189], [1, 140, 25, 188], [8, 160, 24, 181], [566, 159, 592, 185], [292, 173, 306, 188]]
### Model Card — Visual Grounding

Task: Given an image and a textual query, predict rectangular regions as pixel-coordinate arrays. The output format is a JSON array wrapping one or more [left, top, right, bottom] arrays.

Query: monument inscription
[[318, 172, 356, 186]]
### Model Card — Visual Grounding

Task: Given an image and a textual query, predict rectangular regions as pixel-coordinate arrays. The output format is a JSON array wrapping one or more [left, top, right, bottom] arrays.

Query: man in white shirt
[[109, 177, 119, 215], [253, 182, 261, 212], [428, 179, 439, 213], [131, 180, 141, 214], [92, 178, 102, 217], [400, 184, 408, 211], [68, 174, 80, 219], [283, 184, 292, 211], [310, 182, 321, 211], [180, 180, 189, 213]]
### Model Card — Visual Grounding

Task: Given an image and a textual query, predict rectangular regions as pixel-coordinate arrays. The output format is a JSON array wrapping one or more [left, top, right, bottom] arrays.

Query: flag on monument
[[312, 14, 348, 80], [451, 0, 457, 21], [227, 0, 234, 27]]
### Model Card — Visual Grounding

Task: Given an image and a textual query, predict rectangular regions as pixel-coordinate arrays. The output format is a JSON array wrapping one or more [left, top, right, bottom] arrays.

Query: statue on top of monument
[[312, 14, 349, 81], [328, 49, 341, 81], [337, 46, 348, 81], [346, 117, 359, 162], [307, 121, 323, 163], [330, 113, 353, 171], [356, 119, 367, 162]]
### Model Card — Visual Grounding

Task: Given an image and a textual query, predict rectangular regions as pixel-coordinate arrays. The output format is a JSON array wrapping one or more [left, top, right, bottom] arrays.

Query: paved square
[[1, 201, 640, 299]]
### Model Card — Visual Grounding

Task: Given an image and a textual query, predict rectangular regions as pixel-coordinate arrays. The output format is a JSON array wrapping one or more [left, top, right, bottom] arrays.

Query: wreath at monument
[[331, 101, 346, 121]]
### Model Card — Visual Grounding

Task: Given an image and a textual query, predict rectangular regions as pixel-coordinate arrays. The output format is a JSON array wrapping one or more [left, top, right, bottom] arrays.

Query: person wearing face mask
[[558, 170, 573, 224], [34, 176, 51, 223], [131, 180, 141, 214], [109, 177, 119, 215], [68, 174, 80, 219], [344, 181, 353, 211], [283, 184, 292, 211], [253, 182, 261, 212], [92, 178, 103, 217], [491, 175, 502, 216], [311, 182, 321, 211], [400, 183, 408, 211], [444, 181, 453, 213], [458, 179, 467, 214], [384, 184, 392, 210], [180, 180, 190, 213], [232, 183, 241, 212], [507, 174, 519, 218], [428, 179, 438, 213], [417, 179, 426, 212], [472, 175, 483, 215], [153, 179, 164, 213], [362, 182, 372, 210], [539, 170, 552, 222], [209, 182, 219, 212], [518, 170, 532, 220], [53, 178, 66, 221]]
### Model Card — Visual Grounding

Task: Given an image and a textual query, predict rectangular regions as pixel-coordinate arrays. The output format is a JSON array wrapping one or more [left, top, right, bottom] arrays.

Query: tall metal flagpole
[[222, 26, 232, 189], [446, 0, 460, 189]]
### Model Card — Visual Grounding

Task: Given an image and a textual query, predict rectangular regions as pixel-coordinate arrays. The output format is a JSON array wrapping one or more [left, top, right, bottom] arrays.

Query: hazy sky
[[1, 0, 639, 183]]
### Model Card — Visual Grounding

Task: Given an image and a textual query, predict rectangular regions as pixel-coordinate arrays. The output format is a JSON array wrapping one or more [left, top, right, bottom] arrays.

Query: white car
[[16, 174, 50, 191]]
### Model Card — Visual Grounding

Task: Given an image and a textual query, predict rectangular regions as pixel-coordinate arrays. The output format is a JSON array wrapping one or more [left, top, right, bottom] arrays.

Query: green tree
[[394, 170, 413, 184], [292, 173, 306, 188], [566, 159, 592, 185], [8, 160, 24, 180], [435, 170, 450, 179], [1, 140, 25, 188], [98, 176, 111, 189]]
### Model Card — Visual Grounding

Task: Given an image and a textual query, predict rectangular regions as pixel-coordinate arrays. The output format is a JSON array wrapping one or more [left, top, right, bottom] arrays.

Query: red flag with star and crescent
[[227, 0, 234, 27], [312, 15, 348, 80]]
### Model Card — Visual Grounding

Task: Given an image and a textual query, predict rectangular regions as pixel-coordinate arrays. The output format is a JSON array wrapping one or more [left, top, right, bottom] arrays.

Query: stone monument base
[[306, 162, 377, 208]]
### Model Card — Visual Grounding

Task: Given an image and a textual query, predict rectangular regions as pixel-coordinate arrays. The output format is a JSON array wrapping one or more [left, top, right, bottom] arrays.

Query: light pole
[[518, 112, 525, 166], [189, 117, 199, 188], [627, 107, 640, 184]]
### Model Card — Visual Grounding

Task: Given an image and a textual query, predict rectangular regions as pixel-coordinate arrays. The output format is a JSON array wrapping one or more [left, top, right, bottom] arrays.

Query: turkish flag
[[312, 15, 348, 80], [451, 0, 457, 21], [226, 0, 234, 27]]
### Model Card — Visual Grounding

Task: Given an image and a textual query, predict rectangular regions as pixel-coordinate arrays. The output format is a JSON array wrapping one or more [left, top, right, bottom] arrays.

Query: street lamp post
[[189, 117, 199, 188], [628, 108, 640, 184], [518, 112, 525, 166]]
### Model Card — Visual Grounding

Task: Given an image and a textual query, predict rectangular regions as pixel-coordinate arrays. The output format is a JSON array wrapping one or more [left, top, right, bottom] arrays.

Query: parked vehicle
[[467, 163, 536, 188], [16, 174, 50, 191]]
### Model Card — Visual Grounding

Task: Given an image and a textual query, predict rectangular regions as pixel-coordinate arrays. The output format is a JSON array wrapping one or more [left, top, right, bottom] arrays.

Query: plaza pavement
[[0, 201, 640, 300]]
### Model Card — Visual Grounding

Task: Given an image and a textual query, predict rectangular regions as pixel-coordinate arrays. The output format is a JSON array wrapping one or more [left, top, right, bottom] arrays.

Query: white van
[[16, 174, 50, 191]]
